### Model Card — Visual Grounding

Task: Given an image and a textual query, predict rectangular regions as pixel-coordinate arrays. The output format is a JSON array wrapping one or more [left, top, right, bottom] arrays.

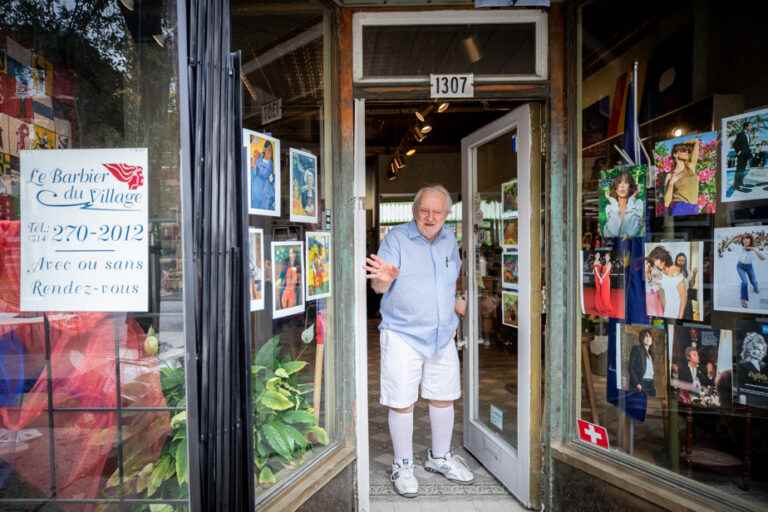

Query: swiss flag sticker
[[577, 419, 609, 449]]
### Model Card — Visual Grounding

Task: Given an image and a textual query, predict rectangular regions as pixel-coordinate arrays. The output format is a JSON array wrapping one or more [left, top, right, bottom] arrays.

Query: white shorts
[[379, 329, 461, 409]]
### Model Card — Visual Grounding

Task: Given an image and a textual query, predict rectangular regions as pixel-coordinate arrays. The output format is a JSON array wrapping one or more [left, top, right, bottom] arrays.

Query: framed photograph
[[501, 250, 518, 290], [306, 231, 332, 300], [733, 325, 768, 408], [721, 107, 768, 202], [248, 228, 265, 312], [653, 131, 718, 216], [289, 148, 318, 223], [245, 130, 280, 217], [501, 290, 518, 328], [271, 241, 305, 319], [580, 247, 625, 319], [501, 218, 517, 248], [598, 164, 647, 239], [644, 241, 704, 321], [714, 226, 768, 314], [668, 325, 731, 407], [501, 179, 518, 219], [616, 323, 668, 399]]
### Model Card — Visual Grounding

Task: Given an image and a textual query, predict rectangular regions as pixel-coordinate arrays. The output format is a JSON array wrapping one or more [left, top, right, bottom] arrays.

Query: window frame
[[557, 2, 768, 512]]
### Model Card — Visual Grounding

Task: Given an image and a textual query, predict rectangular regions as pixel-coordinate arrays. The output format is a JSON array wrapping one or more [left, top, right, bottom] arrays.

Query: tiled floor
[[367, 321, 526, 509]]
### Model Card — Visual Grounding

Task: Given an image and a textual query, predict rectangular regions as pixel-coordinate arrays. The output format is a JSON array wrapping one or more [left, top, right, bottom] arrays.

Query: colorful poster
[[653, 131, 718, 216], [733, 326, 768, 408], [0, 114, 9, 154], [668, 325, 731, 407], [502, 218, 517, 248], [714, 226, 768, 314], [289, 148, 318, 223], [248, 227, 265, 312], [501, 290, 518, 327], [501, 179, 517, 218], [245, 129, 280, 217], [580, 247, 625, 319], [644, 241, 704, 321], [32, 125, 55, 150], [501, 250, 518, 290], [306, 231, 332, 300], [722, 107, 768, 202], [598, 165, 646, 239], [8, 117, 33, 156], [20, 148, 149, 311], [616, 324, 668, 398], [271, 240, 305, 319]]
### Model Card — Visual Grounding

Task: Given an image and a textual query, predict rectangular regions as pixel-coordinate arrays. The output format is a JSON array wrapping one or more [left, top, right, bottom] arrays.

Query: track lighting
[[415, 105, 434, 123], [418, 124, 432, 135], [437, 102, 449, 113], [405, 147, 416, 157]]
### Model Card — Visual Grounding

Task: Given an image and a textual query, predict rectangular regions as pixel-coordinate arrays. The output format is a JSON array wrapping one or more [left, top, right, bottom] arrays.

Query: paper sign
[[20, 148, 149, 311], [430, 74, 474, 99], [261, 99, 282, 125], [577, 418, 609, 449], [490, 404, 504, 431]]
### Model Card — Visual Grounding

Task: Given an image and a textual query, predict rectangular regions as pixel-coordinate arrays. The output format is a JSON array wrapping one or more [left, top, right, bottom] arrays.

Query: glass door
[[461, 104, 541, 507]]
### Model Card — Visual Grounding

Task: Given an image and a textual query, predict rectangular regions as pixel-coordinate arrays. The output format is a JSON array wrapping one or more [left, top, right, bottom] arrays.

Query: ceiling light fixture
[[405, 147, 416, 157], [411, 127, 427, 143], [418, 124, 432, 135], [436, 102, 449, 113], [415, 105, 434, 123]]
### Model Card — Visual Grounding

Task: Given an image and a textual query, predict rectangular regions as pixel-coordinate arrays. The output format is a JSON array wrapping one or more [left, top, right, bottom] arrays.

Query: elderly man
[[364, 184, 473, 498]]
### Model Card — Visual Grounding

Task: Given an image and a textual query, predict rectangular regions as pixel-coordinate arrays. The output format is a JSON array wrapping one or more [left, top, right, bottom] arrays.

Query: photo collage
[[501, 179, 519, 328], [582, 107, 768, 411], [245, 130, 331, 318]]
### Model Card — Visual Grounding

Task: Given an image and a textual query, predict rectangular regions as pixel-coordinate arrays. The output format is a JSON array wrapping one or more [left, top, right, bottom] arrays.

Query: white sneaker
[[391, 459, 418, 498], [424, 449, 475, 484]]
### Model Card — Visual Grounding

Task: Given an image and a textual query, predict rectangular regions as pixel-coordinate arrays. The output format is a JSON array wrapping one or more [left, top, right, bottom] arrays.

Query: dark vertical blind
[[183, 0, 253, 510]]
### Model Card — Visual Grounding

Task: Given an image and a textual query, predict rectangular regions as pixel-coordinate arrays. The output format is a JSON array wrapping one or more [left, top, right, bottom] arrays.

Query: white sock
[[388, 409, 414, 465], [429, 404, 454, 459]]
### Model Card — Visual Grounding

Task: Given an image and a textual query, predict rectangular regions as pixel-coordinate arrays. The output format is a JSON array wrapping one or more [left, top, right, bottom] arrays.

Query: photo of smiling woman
[[599, 166, 646, 239], [629, 329, 657, 396], [714, 227, 768, 314]]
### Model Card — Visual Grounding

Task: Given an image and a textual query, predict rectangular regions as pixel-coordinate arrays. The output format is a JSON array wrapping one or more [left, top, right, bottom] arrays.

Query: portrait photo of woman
[[663, 140, 700, 216], [714, 227, 768, 314], [602, 169, 644, 239], [675, 252, 699, 318], [629, 329, 657, 396], [734, 329, 768, 408], [736, 234, 766, 308]]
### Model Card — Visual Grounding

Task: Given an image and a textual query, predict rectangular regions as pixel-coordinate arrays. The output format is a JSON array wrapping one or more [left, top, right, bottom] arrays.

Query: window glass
[[0, 0, 187, 510], [578, 1, 768, 507], [362, 23, 536, 78], [231, 0, 336, 499]]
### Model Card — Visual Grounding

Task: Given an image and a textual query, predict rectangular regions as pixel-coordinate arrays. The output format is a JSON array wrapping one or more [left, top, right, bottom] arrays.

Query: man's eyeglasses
[[417, 208, 447, 218]]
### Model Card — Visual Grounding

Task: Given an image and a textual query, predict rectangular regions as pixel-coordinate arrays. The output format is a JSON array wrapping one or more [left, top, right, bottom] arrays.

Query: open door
[[461, 103, 542, 508]]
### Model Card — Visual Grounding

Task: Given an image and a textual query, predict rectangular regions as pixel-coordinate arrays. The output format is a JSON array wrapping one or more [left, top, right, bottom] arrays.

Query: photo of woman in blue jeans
[[737, 234, 766, 308]]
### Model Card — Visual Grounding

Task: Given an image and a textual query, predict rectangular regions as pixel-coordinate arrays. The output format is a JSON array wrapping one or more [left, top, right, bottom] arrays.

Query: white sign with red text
[[20, 148, 149, 311], [577, 418, 609, 449]]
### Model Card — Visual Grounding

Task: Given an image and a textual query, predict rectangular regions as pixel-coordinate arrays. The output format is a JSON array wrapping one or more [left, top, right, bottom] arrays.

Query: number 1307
[[430, 74, 474, 99]]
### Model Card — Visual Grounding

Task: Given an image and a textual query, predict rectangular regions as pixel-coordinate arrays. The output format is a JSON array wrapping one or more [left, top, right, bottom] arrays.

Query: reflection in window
[[0, 0, 187, 510]]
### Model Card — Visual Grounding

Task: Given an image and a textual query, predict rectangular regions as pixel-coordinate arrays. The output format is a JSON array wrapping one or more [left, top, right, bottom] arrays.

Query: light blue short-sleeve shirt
[[377, 221, 460, 357]]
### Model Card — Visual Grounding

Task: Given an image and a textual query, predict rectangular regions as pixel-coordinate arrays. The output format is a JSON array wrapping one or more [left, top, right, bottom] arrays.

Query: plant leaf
[[307, 426, 329, 446], [301, 324, 315, 344], [281, 410, 317, 425], [262, 423, 292, 459], [258, 466, 276, 485], [135, 462, 154, 494], [261, 390, 293, 411], [274, 368, 289, 379], [255, 336, 281, 368], [171, 410, 187, 429], [176, 440, 188, 486], [149, 505, 174, 512], [272, 421, 295, 452], [280, 423, 309, 449], [280, 360, 308, 375], [255, 456, 267, 469]]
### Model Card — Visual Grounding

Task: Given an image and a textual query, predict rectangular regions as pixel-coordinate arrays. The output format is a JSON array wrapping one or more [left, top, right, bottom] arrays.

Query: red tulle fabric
[[0, 221, 170, 509]]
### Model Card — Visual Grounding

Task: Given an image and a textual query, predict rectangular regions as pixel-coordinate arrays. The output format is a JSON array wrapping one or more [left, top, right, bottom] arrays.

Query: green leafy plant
[[100, 365, 188, 512], [252, 335, 329, 486]]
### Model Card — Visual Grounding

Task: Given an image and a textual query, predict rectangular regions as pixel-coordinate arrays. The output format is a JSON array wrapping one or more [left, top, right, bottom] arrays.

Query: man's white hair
[[412, 184, 453, 218]]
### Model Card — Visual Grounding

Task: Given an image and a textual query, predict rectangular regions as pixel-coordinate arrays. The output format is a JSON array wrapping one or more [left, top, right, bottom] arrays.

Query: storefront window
[[0, 1, 187, 510], [232, 0, 337, 499], [577, 1, 768, 508]]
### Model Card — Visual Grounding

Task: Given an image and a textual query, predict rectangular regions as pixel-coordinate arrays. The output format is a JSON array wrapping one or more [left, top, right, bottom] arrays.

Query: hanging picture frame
[[289, 148, 319, 223], [271, 240, 305, 319], [245, 129, 280, 217], [248, 227, 265, 311], [306, 231, 332, 301]]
